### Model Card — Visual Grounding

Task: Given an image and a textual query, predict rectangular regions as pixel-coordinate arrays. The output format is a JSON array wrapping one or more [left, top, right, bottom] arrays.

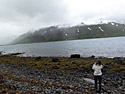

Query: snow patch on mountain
[[65, 34, 68, 36], [116, 24, 118, 26], [98, 27, 104, 32], [111, 22, 115, 25], [77, 28, 80, 32], [88, 27, 92, 31]]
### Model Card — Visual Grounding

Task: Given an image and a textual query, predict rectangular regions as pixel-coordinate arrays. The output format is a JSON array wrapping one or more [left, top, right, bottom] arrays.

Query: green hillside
[[12, 22, 125, 44]]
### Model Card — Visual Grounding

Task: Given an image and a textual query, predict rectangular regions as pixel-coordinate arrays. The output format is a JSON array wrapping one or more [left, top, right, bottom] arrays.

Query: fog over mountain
[[12, 22, 125, 44], [1, 0, 125, 44]]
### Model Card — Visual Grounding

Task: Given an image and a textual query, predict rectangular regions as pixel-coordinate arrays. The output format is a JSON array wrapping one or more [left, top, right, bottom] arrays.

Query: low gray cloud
[[0, 0, 69, 44], [0, 0, 125, 44], [0, 0, 68, 22]]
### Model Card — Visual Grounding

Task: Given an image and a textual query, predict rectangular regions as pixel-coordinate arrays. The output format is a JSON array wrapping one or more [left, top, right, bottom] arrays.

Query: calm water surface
[[0, 37, 125, 57]]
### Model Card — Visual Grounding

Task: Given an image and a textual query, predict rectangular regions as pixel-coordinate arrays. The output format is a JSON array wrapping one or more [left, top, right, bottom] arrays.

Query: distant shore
[[0, 55, 124, 93]]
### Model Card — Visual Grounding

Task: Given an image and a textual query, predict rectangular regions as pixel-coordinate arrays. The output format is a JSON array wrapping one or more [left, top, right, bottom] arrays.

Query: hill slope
[[12, 22, 125, 44]]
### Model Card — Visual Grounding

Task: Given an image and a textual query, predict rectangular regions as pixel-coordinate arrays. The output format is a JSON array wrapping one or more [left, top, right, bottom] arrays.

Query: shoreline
[[1, 51, 125, 58], [0, 55, 124, 93]]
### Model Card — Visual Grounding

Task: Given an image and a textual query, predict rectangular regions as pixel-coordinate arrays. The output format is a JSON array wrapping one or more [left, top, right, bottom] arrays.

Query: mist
[[0, 0, 125, 44]]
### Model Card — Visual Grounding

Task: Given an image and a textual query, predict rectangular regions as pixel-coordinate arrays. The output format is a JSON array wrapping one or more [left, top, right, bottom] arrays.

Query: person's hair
[[95, 60, 102, 66]]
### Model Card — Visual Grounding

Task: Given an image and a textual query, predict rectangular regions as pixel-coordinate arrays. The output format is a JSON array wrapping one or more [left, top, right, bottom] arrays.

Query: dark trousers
[[94, 75, 102, 91]]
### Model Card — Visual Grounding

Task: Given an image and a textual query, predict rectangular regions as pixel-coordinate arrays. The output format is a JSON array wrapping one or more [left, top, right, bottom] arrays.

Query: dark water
[[0, 37, 125, 57]]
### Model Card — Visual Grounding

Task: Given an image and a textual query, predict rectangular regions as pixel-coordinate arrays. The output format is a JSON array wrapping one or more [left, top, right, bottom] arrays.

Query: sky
[[0, 0, 125, 44]]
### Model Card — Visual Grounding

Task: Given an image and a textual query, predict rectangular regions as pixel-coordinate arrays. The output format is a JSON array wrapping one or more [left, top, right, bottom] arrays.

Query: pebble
[[0, 63, 124, 94]]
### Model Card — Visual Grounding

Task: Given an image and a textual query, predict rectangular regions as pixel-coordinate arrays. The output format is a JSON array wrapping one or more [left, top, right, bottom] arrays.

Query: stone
[[65, 64, 68, 66], [62, 86, 70, 89], [56, 89, 62, 94], [52, 58, 60, 62], [57, 63, 60, 65], [82, 67, 89, 70], [104, 80, 107, 85], [81, 62, 86, 65], [0, 51, 2, 55], [114, 59, 124, 65], [104, 65, 108, 68], [34, 64, 37, 66], [0, 80, 4, 84], [44, 64, 48, 66], [1, 91, 7, 93], [52, 65, 59, 69], [35, 56, 41, 60], [107, 90, 111, 93], [91, 55, 95, 58], [103, 69, 109, 74], [70, 54, 80, 58], [0, 58, 124, 94], [72, 62, 77, 64]]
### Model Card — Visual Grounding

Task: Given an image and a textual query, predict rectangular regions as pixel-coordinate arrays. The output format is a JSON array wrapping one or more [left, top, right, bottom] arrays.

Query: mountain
[[12, 22, 125, 44]]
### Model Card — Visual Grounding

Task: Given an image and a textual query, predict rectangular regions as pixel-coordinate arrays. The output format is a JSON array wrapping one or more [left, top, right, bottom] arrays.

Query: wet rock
[[0, 80, 4, 84], [0, 51, 3, 55], [72, 62, 77, 64], [8, 52, 25, 56], [52, 65, 59, 69], [62, 85, 70, 89], [90, 55, 95, 58], [104, 80, 107, 85], [34, 64, 37, 66], [65, 64, 68, 66], [52, 58, 60, 62], [81, 67, 89, 72], [57, 63, 60, 65], [106, 78, 111, 81], [70, 54, 80, 58], [89, 64, 93, 71], [56, 89, 62, 94], [44, 64, 48, 66], [114, 59, 124, 65], [0, 76, 4, 84], [104, 64, 108, 68], [35, 56, 41, 60], [107, 89, 111, 93], [103, 69, 109, 74], [81, 62, 86, 65]]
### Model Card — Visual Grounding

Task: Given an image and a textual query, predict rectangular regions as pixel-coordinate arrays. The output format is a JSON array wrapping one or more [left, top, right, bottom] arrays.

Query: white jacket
[[92, 64, 103, 75]]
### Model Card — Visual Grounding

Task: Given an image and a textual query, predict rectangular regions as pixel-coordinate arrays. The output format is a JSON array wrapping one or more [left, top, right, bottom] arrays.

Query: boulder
[[34, 64, 37, 66], [52, 65, 59, 69], [52, 58, 60, 62], [91, 55, 95, 58], [81, 62, 86, 65], [8, 52, 25, 56], [0, 51, 2, 55], [44, 64, 48, 66], [72, 62, 77, 64], [62, 85, 70, 89], [57, 63, 60, 65], [65, 64, 69, 66], [81, 66, 89, 72], [115, 60, 122, 64], [114, 60, 124, 65], [35, 56, 41, 60], [70, 54, 80, 58]]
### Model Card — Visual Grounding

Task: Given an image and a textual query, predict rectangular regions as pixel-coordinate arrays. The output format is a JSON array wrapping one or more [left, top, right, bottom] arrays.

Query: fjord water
[[0, 37, 125, 57]]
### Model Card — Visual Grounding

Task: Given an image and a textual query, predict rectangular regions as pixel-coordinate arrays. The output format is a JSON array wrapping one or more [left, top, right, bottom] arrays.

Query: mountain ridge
[[12, 22, 125, 44]]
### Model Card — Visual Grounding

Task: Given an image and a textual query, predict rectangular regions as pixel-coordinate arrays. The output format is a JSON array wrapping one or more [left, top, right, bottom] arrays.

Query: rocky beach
[[0, 54, 124, 94]]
